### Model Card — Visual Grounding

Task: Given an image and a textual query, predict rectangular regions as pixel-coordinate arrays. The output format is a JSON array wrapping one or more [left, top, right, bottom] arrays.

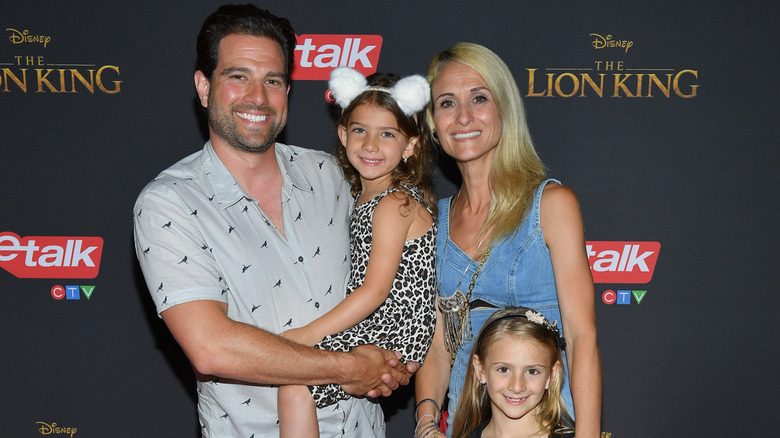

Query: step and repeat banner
[[2, 1, 776, 437]]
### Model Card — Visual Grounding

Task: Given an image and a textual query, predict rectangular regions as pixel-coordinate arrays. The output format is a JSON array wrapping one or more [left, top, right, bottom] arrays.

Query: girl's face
[[473, 336, 559, 424], [338, 102, 417, 193], [430, 62, 502, 165]]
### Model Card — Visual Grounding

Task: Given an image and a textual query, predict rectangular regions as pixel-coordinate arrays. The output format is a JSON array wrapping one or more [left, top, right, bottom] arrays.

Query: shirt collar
[[201, 141, 312, 210]]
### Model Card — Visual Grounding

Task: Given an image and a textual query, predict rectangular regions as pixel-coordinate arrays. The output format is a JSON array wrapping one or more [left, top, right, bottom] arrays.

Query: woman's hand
[[414, 415, 445, 438]]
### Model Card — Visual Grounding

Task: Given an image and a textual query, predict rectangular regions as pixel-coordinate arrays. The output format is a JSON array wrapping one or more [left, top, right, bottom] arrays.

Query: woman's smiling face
[[431, 62, 502, 165]]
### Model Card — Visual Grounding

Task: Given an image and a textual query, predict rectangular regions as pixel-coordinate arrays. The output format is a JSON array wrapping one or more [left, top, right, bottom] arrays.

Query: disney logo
[[590, 33, 632, 52], [36, 422, 77, 438], [7, 28, 52, 48]]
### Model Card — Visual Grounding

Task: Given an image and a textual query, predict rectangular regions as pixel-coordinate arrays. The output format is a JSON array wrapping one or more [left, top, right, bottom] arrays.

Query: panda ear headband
[[328, 67, 430, 116]]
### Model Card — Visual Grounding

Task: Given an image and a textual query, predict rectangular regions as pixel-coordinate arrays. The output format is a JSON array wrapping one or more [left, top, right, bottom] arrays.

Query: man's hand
[[341, 345, 418, 398]]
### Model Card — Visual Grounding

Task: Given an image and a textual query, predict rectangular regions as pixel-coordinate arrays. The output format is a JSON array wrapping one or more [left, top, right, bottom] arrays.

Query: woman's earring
[[403, 156, 408, 164]]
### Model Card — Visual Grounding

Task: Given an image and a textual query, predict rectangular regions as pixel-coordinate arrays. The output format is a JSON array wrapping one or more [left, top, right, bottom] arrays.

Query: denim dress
[[437, 179, 574, 435]]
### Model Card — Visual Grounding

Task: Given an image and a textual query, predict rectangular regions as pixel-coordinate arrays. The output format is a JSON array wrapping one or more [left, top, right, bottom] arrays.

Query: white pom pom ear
[[391, 75, 431, 116], [329, 67, 368, 108]]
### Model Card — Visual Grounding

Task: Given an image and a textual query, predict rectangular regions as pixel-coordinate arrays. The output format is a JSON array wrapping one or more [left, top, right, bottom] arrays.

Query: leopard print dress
[[308, 185, 437, 408]]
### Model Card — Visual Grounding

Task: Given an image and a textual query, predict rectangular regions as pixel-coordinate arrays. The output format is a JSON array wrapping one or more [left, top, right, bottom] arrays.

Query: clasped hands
[[281, 326, 418, 398]]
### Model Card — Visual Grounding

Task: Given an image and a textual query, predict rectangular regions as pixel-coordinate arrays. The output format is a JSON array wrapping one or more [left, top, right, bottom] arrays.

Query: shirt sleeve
[[133, 184, 228, 317]]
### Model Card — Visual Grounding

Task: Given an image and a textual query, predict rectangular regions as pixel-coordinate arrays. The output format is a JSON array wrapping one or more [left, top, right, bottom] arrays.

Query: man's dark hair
[[196, 4, 296, 80]]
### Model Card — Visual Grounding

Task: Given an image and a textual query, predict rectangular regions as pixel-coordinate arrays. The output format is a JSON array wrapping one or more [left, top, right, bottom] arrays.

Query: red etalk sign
[[0, 232, 103, 279], [292, 34, 383, 80], [586, 241, 660, 284]]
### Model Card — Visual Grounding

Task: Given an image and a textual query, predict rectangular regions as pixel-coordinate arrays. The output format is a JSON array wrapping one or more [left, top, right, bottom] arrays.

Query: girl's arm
[[283, 193, 425, 346], [541, 184, 602, 438], [413, 301, 449, 437]]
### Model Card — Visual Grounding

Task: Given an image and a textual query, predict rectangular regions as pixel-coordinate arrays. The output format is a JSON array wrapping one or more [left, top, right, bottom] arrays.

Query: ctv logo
[[0, 232, 103, 279], [602, 289, 646, 305], [292, 34, 383, 80], [586, 241, 660, 284], [51, 284, 95, 300]]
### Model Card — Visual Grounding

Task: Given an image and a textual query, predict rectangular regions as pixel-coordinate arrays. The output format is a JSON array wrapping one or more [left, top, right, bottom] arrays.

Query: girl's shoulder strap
[[384, 184, 429, 211]]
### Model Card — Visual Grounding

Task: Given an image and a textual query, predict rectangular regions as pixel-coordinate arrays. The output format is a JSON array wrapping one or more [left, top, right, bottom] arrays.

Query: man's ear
[[194, 71, 210, 108]]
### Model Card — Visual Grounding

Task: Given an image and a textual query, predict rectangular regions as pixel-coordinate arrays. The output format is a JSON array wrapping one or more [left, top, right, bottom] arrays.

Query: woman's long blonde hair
[[426, 43, 545, 255]]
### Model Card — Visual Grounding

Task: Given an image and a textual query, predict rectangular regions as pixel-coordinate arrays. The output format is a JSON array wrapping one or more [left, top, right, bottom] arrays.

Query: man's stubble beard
[[207, 99, 286, 155]]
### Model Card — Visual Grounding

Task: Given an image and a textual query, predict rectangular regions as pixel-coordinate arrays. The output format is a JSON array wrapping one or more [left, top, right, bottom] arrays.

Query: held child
[[278, 67, 438, 437], [445, 307, 575, 438]]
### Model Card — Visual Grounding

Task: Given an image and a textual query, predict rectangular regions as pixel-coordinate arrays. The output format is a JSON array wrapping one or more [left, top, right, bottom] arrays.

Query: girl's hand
[[280, 326, 322, 347]]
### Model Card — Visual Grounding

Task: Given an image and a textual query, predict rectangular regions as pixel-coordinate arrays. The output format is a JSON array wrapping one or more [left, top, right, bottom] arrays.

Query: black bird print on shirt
[[283, 318, 292, 327]]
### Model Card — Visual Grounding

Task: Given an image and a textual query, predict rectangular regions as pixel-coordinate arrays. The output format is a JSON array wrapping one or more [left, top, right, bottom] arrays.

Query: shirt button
[[298, 256, 304, 262]]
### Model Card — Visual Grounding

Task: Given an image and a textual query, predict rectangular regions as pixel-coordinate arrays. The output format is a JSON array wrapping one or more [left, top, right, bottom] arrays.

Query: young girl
[[446, 307, 575, 438], [277, 67, 438, 437]]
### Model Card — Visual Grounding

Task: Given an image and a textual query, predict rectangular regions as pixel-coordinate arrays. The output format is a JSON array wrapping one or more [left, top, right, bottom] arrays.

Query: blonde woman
[[414, 43, 601, 438]]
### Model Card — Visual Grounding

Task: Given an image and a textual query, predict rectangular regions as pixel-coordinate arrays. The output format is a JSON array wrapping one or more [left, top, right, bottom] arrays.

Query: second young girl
[[443, 307, 574, 438], [277, 67, 438, 437]]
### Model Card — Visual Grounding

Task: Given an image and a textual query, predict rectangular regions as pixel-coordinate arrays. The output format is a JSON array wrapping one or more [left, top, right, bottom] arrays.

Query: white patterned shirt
[[133, 141, 385, 437]]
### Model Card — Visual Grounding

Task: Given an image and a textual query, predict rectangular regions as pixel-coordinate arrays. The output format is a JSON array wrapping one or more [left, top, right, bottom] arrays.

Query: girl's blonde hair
[[426, 43, 545, 255]]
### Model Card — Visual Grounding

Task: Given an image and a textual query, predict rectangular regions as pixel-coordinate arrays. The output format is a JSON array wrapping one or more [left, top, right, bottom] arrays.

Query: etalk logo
[[0, 232, 103, 279], [292, 34, 383, 80], [586, 241, 660, 284]]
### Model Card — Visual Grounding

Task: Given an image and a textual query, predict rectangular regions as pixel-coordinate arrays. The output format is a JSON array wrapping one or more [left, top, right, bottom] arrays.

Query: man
[[133, 4, 414, 437]]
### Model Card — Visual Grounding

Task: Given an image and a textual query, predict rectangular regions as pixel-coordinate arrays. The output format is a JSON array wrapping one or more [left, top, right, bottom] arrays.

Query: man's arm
[[134, 183, 414, 396], [162, 299, 412, 396]]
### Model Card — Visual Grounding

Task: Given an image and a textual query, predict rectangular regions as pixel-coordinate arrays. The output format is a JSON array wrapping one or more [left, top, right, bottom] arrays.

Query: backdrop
[[2, 1, 777, 437]]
